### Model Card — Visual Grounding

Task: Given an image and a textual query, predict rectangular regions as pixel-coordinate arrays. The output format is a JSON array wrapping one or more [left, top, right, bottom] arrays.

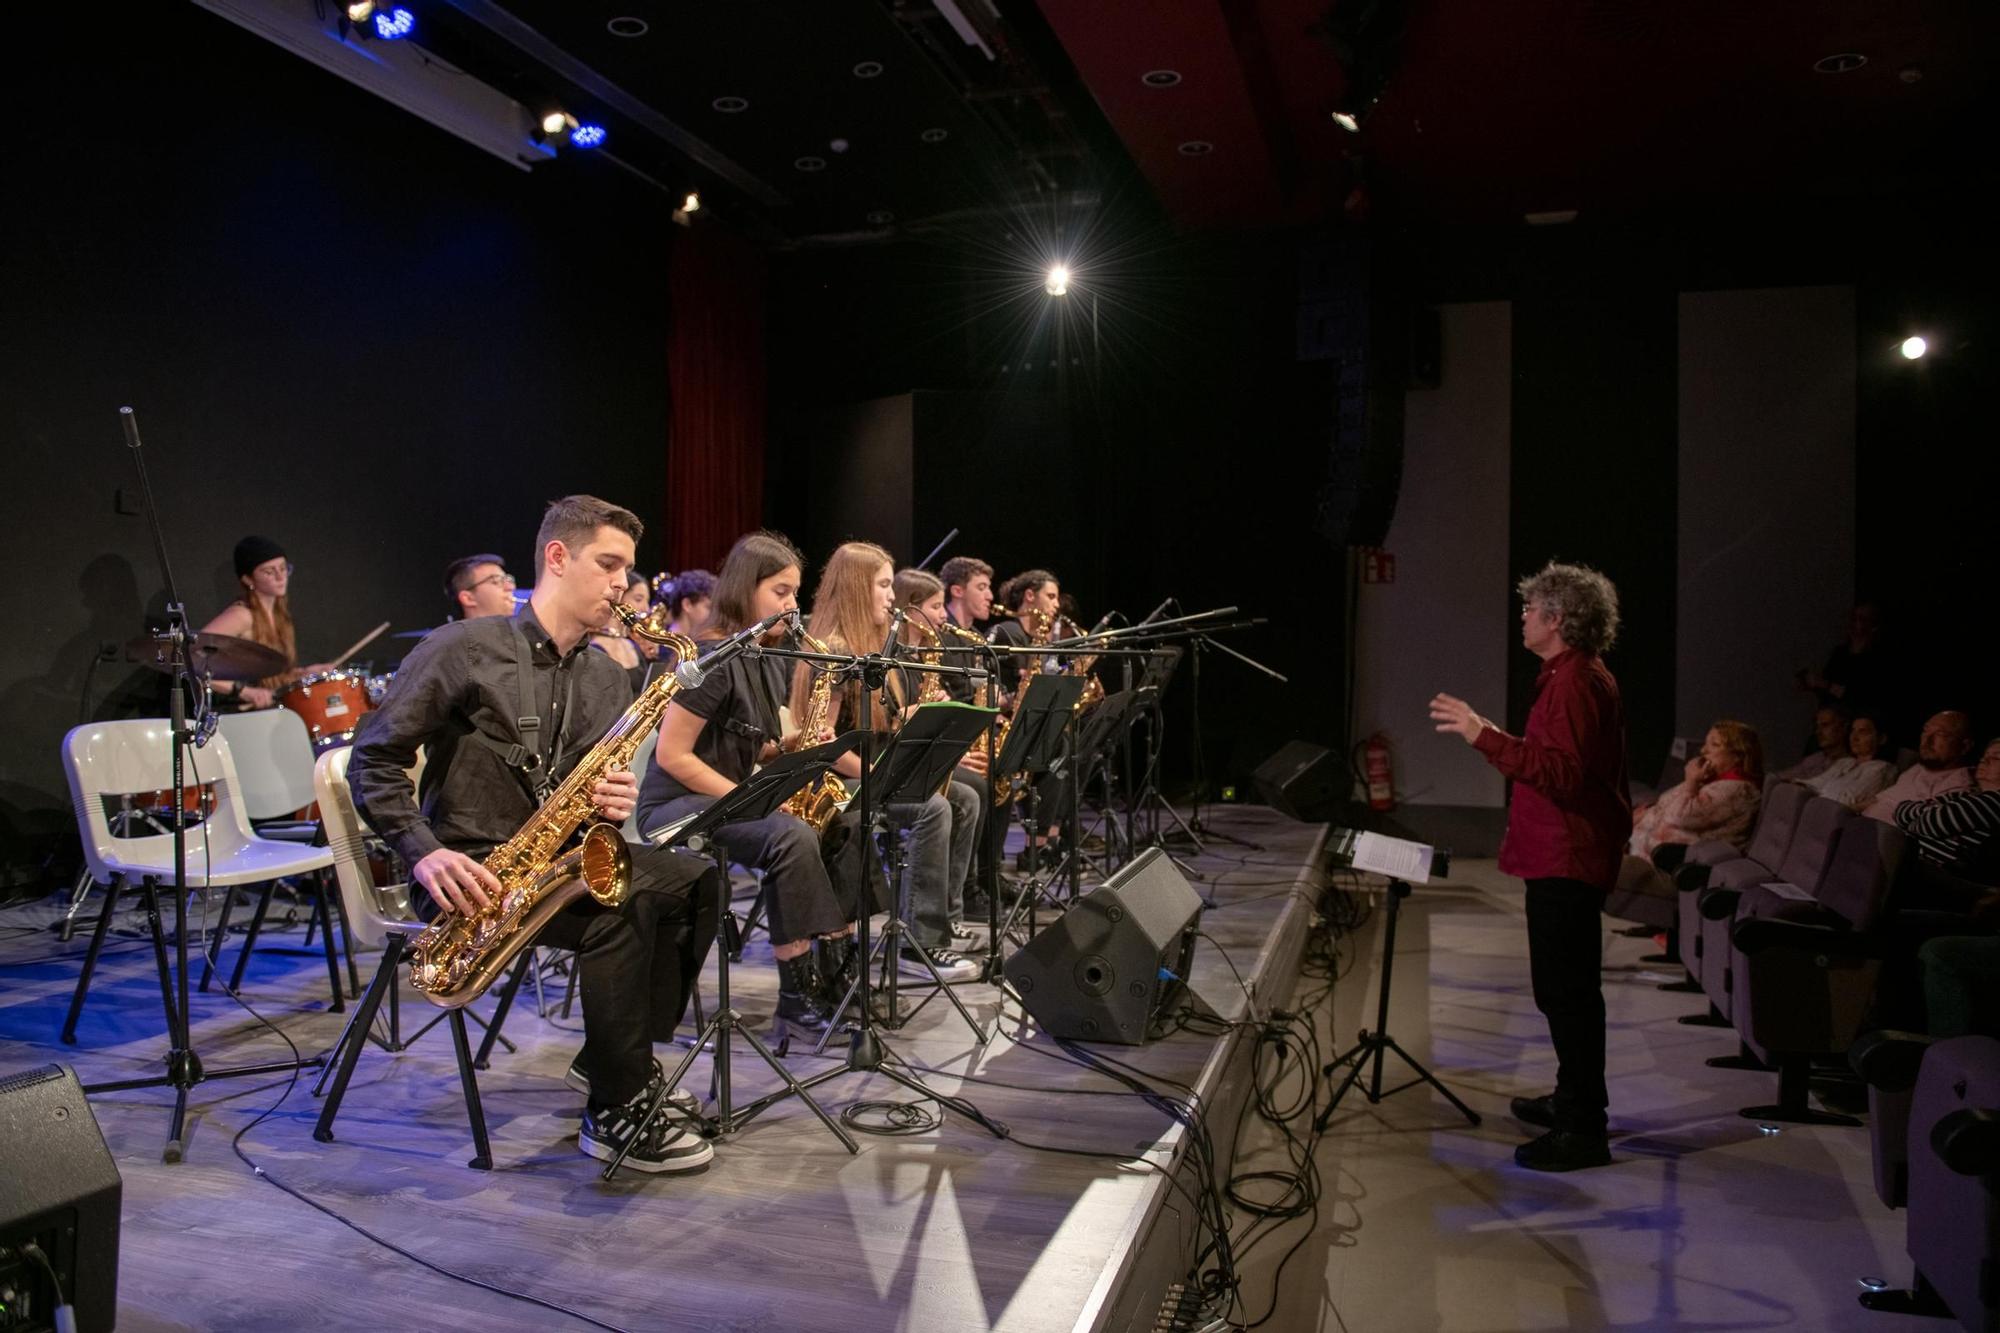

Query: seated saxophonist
[[349, 495, 721, 1176], [789, 543, 983, 982], [897, 566, 991, 943], [635, 531, 864, 1045], [990, 569, 1070, 866]]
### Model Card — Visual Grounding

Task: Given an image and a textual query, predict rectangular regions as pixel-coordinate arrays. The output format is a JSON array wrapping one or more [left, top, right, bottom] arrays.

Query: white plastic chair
[[59, 720, 340, 1045], [309, 746, 500, 1169]]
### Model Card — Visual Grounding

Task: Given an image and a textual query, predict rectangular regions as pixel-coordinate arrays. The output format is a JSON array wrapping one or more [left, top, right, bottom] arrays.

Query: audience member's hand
[[412, 847, 500, 916], [1684, 755, 1714, 785], [1429, 693, 1492, 743]]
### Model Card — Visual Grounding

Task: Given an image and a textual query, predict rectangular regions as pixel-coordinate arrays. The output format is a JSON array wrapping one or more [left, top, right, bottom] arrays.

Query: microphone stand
[[82, 409, 323, 1163], [1179, 629, 1287, 850]]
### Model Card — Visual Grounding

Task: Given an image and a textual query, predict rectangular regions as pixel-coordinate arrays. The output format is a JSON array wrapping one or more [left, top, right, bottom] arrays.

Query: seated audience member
[[1630, 721, 1764, 859], [1894, 737, 2000, 888], [1777, 704, 1850, 782], [1861, 709, 1975, 823], [1801, 711, 1898, 810], [1610, 722, 1763, 922]]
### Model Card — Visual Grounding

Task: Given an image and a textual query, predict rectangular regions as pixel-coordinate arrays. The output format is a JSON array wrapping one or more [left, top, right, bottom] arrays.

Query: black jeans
[[1524, 877, 1609, 1134], [639, 795, 855, 946], [419, 842, 719, 1108]]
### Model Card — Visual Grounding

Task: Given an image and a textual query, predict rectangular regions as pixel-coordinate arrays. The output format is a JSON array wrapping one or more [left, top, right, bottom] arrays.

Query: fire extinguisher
[[1361, 734, 1395, 811]]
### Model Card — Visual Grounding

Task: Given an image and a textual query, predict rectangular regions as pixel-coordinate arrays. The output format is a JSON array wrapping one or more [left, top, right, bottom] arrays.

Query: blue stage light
[[571, 123, 607, 149], [374, 7, 415, 39]]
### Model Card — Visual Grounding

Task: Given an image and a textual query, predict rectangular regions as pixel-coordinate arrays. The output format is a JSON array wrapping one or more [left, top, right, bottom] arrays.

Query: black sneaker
[[579, 1090, 714, 1175], [564, 1056, 700, 1120], [947, 920, 981, 948], [1509, 1094, 1557, 1129], [898, 946, 982, 983], [1513, 1128, 1611, 1173]]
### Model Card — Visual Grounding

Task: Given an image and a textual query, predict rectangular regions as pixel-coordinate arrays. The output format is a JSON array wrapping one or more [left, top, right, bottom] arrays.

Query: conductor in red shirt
[[1431, 562, 1630, 1172]]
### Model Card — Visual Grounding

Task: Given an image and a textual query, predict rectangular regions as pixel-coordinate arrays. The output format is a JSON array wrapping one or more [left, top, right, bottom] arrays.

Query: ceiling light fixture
[[1177, 140, 1213, 156], [1330, 110, 1360, 133], [1141, 69, 1182, 87], [1900, 335, 1928, 360], [712, 95, 749, 113], [1813, 52, 1868, 74], [606, 16, 649, 38], [1045, 264, 1070, 296], [852, 60, 884, 79], [920, 127, 948, 143], [794, 156, 827, 172]]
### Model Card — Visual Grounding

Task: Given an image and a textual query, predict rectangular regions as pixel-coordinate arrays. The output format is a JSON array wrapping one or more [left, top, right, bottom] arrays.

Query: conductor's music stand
[[601, 733, 866, 1178]]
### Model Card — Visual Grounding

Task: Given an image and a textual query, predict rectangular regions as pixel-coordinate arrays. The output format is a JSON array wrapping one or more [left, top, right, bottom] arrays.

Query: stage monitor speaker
[[0, 1064, 120, 1333], [1252, 740, 1352, 823], [1004, 849, 1203, 1045]]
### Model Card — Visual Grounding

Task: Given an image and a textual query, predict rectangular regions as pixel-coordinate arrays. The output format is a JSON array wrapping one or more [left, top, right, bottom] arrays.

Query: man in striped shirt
[[1895, 737, 2000, 887]]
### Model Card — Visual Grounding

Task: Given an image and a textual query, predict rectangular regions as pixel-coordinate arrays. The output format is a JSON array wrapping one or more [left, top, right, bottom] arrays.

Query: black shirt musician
[[350, 495, 719, 1176]]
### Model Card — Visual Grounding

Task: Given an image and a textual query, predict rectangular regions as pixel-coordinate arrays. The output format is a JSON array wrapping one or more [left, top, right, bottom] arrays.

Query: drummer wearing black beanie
[[199, 535, 329, 707]]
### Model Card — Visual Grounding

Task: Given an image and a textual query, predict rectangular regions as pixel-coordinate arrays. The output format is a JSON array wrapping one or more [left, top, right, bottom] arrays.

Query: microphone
[[1139, 597, 1172, 626], [882, 606, 906, 657], [673, 659, 706, 689], [1088, 609, 1117, 635]]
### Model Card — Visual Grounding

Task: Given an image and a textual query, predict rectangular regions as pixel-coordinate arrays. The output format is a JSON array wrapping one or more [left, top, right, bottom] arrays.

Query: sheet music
[[1349, 831, 1434, 884]]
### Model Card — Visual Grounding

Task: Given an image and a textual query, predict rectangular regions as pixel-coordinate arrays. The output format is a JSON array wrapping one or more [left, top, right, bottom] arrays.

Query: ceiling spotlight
[[372, 7, 414, 40], [1177, 140, 1214, 156], [1900, 335, 1928, 360], [345, 1, 375, 21], [607, 16, 649, 38], [920, 127, 948, 144], [681, 191, 701, 214], [712, 95, 750, 113], [1330, 110, 1360, 133], [853, 60, 884, 79], [1141, 69, 1182, 87], [1045, 264, 1070, 296], [541, 109, 574, 137], [570, 123, 607, 149]]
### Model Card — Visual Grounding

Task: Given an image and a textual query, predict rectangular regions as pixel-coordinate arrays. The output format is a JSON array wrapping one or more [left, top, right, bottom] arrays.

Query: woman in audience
[[1801, 711, 1897, 810], [1629, 721, 1765, 860]]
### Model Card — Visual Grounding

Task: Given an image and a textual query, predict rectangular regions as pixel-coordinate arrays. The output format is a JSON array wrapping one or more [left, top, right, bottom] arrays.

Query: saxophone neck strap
[[466, 617, 577, 805]]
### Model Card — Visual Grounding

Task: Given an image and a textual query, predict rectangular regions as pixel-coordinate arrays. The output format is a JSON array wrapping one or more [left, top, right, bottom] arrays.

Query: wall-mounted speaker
[[1003, 848, 1203, 1044]]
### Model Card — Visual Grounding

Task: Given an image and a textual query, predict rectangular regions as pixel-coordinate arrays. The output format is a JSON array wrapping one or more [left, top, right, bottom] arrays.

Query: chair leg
[[63, 875, 124, 1044], [562, 959, 579, 1019], [315, 880, 346, 1013], [1740, 1054, 1862, 1127], [314, 936, 404, 1139], [325, 872, 362, 999], [199, 884, 242, 993], [301, 890, 321, 948], [448, 1010, 494, 1170], [472, 950, 533, 1070], [225, 883, 279, 994]]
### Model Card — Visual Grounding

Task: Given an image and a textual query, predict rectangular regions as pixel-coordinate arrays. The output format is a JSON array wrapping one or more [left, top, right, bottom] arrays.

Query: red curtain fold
[[664, 226, 766, 572]]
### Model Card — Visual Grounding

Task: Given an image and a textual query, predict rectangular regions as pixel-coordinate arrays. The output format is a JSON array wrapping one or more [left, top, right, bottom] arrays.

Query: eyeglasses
[[255, 562, 295, 578], [467, 572, 517, 592]]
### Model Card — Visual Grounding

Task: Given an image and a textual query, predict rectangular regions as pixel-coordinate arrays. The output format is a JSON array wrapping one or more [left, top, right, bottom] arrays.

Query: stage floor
[[0, 805, 1326, 1333]]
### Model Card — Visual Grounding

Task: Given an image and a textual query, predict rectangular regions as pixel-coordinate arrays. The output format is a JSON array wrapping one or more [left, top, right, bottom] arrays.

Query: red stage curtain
[[664, 226, 766, 571]]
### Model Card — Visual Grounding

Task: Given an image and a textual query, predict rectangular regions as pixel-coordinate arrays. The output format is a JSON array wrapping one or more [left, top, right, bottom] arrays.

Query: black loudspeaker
[[0, 1065, 121, 1333], [1003, 848, 1203, 1044], [1252, 740, 1352, 823]]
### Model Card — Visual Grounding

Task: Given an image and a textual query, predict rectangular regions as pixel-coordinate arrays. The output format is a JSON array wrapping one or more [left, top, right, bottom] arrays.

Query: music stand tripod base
[[1313, 878, 1481, 1131]]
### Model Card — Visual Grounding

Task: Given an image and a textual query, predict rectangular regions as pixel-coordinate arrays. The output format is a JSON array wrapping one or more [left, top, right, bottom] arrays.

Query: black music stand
[[601, 734, 867, 1178], [1069, 686, 1148, 877], [820, 702, 995, 1045], [991, 673, 1087, 952]]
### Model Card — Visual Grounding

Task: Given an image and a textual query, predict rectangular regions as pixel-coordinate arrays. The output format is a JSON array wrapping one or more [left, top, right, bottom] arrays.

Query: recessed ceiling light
[[1141, 69, 1181, 87], [1330, 110, 1360, 133], [867, 210, 895, 226], [1813, 52, 1868, 74], [606, 16, 648, 38], [1177, 140, 1213, 156], [830, 138, 850, 153], [795, 156, 827, 172], [853, 60, 884, 79], [920, 127, 949, 144], [712, 95, 749, 114]]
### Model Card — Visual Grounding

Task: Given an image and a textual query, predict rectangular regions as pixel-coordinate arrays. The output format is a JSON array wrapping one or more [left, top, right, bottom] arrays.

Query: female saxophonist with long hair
[[787, 544, 983, 980], [636, 531, 864, 1043]]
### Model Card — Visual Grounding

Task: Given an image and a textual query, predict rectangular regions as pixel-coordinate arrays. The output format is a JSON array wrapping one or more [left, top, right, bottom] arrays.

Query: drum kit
[[124, 629, 400, 751]]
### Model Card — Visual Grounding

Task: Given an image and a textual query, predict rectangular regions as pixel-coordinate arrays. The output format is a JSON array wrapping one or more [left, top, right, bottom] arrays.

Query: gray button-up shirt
[[349, 606, 634, 867]]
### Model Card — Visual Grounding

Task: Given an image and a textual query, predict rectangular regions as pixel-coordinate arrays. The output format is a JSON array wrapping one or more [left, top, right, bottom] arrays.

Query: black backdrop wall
[[0, 9, 676, 880]]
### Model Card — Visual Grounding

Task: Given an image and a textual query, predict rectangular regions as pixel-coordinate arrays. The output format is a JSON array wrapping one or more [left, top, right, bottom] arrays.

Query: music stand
[[601, 733, 866, 1178], [821, 702, 995, 1045], [990, 673, 1087, 952], [1068, 687, 1147, 876]]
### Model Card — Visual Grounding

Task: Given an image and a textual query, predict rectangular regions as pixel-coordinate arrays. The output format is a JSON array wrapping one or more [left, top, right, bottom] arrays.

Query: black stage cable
[[173, 748, 635, 1333]]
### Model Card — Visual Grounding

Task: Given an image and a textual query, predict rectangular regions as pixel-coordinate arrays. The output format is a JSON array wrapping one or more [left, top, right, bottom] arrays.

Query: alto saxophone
[[1057, 613, 1106, 712], [407, 606, 704, 1009], [777, 626, 851, 832], [986, 607, 1053, 807]]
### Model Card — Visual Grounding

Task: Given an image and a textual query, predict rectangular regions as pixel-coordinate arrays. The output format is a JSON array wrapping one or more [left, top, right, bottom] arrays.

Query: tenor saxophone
[[406, 607, 703, 1009], [777, 626, 851, 832]]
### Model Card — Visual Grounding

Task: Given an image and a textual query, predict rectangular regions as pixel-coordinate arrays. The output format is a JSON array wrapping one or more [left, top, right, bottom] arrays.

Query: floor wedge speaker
[[0, 1064, 121, 1333], [1003, 848, 1203, 1044], [1252, 740, 1351, 823]]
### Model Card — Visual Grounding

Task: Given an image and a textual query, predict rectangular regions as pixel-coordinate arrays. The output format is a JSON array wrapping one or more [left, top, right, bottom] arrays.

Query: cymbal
[[125, 631, 288, 682]]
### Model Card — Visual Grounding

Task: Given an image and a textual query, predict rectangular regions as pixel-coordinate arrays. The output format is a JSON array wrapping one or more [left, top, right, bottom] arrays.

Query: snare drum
[[277, 669, 374, 748]]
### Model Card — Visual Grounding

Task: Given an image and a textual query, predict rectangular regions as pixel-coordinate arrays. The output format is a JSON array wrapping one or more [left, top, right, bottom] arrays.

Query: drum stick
[[329, 620, 391, 669]]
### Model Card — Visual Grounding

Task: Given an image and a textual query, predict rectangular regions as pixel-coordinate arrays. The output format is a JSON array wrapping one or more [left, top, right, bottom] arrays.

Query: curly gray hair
[[1517, 562, 1620, 654]]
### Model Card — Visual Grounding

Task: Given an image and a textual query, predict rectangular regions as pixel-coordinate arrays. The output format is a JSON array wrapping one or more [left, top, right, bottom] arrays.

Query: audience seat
[[1691, 791, 1844, 1024], [1674, 777, 1807, 995]]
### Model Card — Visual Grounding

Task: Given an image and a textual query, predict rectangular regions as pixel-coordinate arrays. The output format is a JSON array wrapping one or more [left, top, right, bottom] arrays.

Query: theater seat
[[1693, 793, 1845, 1024], [1675, 778, 1807, 996]]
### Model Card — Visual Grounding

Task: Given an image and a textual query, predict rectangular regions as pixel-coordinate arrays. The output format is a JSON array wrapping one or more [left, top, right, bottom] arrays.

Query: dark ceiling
[[370, 1, 1999, 239]]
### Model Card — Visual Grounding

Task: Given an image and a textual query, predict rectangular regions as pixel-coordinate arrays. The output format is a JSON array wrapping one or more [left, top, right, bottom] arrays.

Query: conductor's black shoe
[[1509, 1094, 1557, 1129], [1513, 1129, 1611, 1173]]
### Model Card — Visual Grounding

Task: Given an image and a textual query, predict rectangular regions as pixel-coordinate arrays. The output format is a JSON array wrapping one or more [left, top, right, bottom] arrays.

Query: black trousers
[[639, 795, 857, 946], [1524, 876, 1609, 1134], [421, 843, 719, 1108]]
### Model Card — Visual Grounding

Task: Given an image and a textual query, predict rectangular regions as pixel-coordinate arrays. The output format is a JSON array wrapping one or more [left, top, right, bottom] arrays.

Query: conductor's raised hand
[[412, 847, 502, 917], [1429, 692, 1493, 744]]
